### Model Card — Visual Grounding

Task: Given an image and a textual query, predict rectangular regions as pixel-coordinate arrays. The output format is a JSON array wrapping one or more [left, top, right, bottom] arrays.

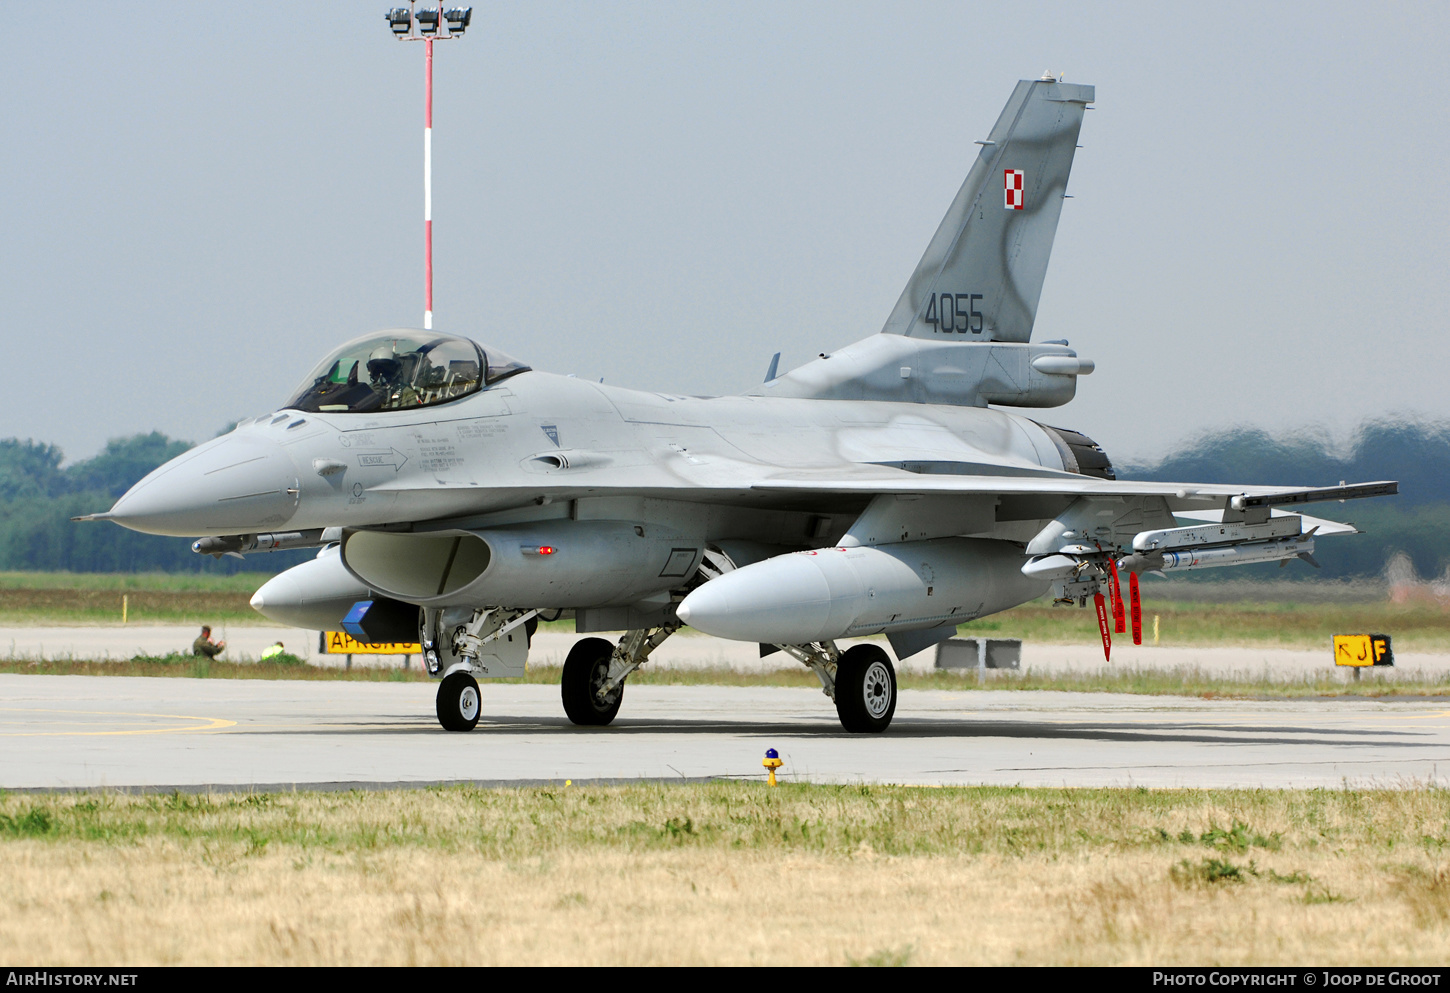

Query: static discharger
[[763, 748, 783, 787]]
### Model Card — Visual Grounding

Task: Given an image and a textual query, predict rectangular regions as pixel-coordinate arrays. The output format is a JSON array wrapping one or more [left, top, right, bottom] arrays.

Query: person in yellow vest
[[260, 641, 286, 661], [192, 626, 225, 658]]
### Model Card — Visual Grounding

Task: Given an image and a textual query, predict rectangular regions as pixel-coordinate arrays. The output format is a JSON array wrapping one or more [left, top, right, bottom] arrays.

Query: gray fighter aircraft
[[84, 76, 1396, 733]]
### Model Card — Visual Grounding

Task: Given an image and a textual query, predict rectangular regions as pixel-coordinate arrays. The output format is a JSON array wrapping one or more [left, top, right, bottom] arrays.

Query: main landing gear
[[834, 643, 897, 733], [776, 641, 898, 733], [556, 630, 900, 732], [561, 624, 680, 727], [560, 638, 622, 726]]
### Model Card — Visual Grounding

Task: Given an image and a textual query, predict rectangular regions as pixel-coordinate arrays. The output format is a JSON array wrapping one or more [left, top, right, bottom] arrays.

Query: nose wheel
[[436, 671, 481, 732], [834, 644, 896, 733]]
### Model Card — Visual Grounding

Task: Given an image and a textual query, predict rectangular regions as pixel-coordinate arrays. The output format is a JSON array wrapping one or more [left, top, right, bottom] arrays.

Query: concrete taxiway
[[2, 673, 1448, 791]]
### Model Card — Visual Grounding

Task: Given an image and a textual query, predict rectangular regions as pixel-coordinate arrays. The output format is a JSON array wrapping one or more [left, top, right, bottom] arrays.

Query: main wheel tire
[[834, 644, 897, 733], [436, 671, 481, 732], [561, 637, 623, 726]]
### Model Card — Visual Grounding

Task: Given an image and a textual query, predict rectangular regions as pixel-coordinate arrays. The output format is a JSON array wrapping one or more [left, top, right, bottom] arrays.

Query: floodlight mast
[[385, 4, 471, 331]]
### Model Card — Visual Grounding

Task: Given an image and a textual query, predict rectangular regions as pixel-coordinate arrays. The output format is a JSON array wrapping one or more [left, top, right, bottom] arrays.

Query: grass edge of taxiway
[[3, 783, 1450, 966]]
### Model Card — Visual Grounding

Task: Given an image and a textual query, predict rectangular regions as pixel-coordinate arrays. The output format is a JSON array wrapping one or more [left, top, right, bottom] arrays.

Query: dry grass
[[0, 588, 261, 626], [0, 571, 272, 593], [1, 784, 1449, 965]]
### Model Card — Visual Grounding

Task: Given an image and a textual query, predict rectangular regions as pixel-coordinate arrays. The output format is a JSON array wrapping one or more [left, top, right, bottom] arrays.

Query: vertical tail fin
[[881, 77, 1093, 343]]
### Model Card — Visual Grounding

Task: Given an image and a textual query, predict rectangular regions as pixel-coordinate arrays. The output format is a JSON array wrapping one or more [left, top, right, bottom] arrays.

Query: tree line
[[0, 434, 310, 575], [1119, 419, 1450, 582]]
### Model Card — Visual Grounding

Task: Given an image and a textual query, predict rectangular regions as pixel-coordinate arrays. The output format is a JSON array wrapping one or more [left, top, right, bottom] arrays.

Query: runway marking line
[[0, 708, 236, 737]]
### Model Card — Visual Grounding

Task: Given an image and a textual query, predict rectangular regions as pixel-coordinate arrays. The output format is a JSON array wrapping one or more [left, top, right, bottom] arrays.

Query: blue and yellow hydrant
[[762, 748, 783, 787]]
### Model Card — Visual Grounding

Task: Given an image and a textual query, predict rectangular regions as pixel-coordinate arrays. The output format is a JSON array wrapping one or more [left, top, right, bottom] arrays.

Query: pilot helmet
[[366, 344, 402, 383]]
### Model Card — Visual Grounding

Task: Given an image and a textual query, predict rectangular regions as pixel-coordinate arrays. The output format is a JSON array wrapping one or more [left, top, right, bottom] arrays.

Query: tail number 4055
[[923, 292, 983, 334]]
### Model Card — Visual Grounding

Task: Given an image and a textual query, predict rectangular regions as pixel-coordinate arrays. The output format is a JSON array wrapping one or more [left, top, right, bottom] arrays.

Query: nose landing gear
[[436, 671, 481, 732]]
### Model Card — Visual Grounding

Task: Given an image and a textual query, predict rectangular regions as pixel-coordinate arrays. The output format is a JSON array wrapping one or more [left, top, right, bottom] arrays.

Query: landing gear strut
[[561, 638, 622, 726], [423, 605, 535, 731]]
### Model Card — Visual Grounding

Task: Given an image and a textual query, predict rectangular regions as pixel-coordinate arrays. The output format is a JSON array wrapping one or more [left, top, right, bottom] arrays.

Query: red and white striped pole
[[387, 3, 469, 328], [424, 34, 433, 330]]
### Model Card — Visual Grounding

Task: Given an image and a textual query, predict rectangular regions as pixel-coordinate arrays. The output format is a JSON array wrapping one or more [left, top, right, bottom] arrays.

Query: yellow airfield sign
[[1332, 634, 1393, 668], [322, 631, 421, 655]]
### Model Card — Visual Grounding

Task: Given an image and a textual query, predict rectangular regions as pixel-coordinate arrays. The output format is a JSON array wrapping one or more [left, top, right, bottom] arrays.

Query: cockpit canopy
[[284, 332, 529, 414]]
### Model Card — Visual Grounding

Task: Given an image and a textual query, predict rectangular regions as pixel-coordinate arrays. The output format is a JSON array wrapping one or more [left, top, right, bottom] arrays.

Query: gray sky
[[2, 1, 1446, 466]]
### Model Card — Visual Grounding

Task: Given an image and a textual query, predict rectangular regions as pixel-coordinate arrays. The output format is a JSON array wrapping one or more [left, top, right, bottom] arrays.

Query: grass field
[[1, 784, 1448, 965], [0, 571, 272, 593], [0, 572, 272, 626]]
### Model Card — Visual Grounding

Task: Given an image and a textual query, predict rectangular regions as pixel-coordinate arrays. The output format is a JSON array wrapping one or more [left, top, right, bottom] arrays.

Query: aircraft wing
[[750, 472, 1398, 511], [362, 458, 1395, 520]]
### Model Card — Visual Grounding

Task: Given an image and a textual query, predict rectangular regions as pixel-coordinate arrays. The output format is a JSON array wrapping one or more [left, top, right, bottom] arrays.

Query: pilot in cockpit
[[366, 345, 420, 407]]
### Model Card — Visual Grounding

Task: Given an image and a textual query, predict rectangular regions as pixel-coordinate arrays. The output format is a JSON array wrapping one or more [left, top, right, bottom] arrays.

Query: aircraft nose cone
[[107, 434, 301, 536]]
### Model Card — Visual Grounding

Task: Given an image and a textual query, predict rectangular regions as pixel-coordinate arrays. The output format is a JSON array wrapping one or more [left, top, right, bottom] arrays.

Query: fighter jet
[[84, 76, 1395, 733]]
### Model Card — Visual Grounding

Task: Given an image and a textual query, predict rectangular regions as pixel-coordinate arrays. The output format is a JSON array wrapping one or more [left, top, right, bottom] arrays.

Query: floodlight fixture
[[444, 7, 471, 35], [415, 7, 439, 34], [386, 7, 411, 35]]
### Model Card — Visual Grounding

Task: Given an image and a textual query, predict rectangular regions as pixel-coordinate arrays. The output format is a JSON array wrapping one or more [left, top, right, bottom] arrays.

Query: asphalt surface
[[3, 673, 1449, 791]]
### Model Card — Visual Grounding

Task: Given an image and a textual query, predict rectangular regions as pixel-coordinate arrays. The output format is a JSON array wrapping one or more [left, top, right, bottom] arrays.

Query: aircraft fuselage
[[109, 370, 1082, 540]]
